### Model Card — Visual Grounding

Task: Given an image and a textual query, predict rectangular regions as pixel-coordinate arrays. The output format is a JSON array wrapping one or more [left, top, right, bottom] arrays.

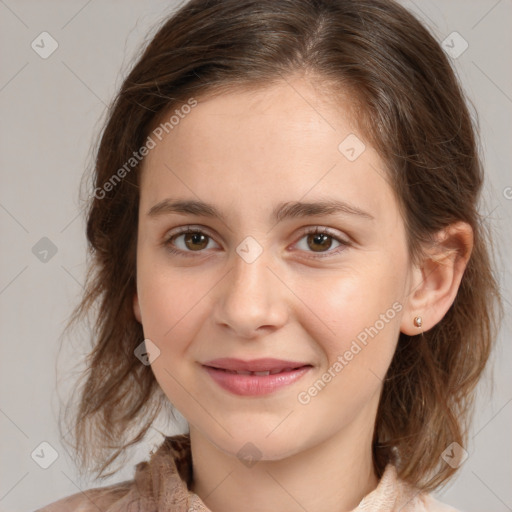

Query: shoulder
[[34, 479, 134, 512], [352, 462, 465, 512], [34, 435, 191, 511], [420, 493, 464, 512]]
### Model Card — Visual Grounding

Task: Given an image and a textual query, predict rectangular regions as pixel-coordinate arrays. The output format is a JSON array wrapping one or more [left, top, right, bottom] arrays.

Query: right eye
[[163, 227, 220, 256]]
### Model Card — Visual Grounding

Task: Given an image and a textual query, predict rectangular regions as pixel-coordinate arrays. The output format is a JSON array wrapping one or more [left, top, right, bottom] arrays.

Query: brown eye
[[294, 227, 349, 258], [306, 232, 334, 252], [183, 232, 209, 251], [164, 228, 219, 256]]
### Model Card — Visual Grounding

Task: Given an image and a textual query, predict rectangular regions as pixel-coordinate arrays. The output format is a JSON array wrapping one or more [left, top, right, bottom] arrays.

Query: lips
[[201, 358, 312, 396]]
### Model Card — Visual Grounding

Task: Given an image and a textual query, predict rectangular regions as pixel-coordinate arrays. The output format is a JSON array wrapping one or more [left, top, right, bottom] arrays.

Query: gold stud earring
[[413, 316, 423, 328]]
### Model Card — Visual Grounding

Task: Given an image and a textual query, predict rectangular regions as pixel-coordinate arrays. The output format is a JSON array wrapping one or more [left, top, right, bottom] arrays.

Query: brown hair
[[61, 0, 503, 492]]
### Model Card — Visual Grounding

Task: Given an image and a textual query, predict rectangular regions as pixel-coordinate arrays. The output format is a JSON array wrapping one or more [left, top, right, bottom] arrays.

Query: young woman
[[37, 0, 502, 510]]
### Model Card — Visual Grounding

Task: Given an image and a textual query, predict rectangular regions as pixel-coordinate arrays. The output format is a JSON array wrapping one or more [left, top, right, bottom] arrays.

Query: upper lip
[[202, 358, 311, 372]]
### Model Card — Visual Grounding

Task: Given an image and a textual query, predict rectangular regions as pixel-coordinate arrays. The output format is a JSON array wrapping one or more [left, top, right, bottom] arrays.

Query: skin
[[133, 75, 473, 512]]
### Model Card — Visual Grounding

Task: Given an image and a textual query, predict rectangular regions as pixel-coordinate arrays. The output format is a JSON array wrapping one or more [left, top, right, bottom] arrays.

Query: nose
[[211, 245, 290, 340]]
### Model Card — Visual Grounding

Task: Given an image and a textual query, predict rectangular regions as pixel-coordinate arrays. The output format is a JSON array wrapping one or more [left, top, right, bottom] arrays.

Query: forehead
[[139, 79, 396, 223]]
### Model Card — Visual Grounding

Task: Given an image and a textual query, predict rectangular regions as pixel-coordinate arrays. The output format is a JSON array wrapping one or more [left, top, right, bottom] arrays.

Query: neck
[[189, 419, 380, 512]]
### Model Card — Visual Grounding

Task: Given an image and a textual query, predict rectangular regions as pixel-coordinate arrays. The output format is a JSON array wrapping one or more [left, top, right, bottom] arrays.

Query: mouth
[[201, 358, 313, 396]]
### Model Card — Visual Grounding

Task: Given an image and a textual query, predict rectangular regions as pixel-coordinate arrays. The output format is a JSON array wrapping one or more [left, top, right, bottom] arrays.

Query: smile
[[201, 358, 313, 396]]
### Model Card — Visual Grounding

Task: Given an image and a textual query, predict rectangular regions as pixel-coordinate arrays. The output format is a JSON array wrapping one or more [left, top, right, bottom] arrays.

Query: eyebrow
[[147, 198, 374, 223]]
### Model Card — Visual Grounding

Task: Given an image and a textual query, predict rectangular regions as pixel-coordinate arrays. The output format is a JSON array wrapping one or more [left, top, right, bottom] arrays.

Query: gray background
[[0, 1, 511, 511]]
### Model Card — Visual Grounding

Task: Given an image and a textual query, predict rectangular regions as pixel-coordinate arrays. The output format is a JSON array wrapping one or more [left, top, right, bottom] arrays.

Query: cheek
[[136, 256, 204, 349], [293, 278, 403, 419], [137, 264, 206, 402], [295, 258, 405, 373]]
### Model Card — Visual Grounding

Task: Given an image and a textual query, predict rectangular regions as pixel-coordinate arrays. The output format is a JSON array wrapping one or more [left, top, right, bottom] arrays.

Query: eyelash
[[162, 226, 351, 259]]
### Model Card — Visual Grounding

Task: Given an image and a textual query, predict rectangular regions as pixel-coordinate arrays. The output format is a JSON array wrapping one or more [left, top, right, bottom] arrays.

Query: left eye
[[294, 228, 348, 256]]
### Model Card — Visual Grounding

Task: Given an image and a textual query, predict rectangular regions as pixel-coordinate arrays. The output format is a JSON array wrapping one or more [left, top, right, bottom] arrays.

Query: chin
[[201, 421, 313, 463]]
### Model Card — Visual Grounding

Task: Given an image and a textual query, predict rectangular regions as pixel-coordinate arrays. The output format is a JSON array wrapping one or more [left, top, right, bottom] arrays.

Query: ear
[[400, 221, 473, 335], [133, 291, 142, 323]]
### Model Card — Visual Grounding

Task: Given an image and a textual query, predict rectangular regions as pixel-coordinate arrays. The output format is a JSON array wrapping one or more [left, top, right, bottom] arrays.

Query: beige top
[[36, 434, 461, 512]]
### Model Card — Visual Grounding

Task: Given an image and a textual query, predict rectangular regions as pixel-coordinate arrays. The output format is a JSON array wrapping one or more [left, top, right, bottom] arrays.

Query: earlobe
[[400, 263, 427, 335], [400, 221, 473, 335], [133, 292, 142, 323]]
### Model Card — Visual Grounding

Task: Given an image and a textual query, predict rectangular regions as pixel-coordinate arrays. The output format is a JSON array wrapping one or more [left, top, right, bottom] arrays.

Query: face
[[134, 77, 414, 460]]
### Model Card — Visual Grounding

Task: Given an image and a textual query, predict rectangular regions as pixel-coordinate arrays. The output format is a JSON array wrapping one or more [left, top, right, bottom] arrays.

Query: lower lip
[[202, 365, 311, 396]]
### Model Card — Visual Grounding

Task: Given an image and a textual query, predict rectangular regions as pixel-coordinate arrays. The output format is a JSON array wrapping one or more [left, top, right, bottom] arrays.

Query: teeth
[[235, 369, 296, 376], [215, 367, 303, 375]]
